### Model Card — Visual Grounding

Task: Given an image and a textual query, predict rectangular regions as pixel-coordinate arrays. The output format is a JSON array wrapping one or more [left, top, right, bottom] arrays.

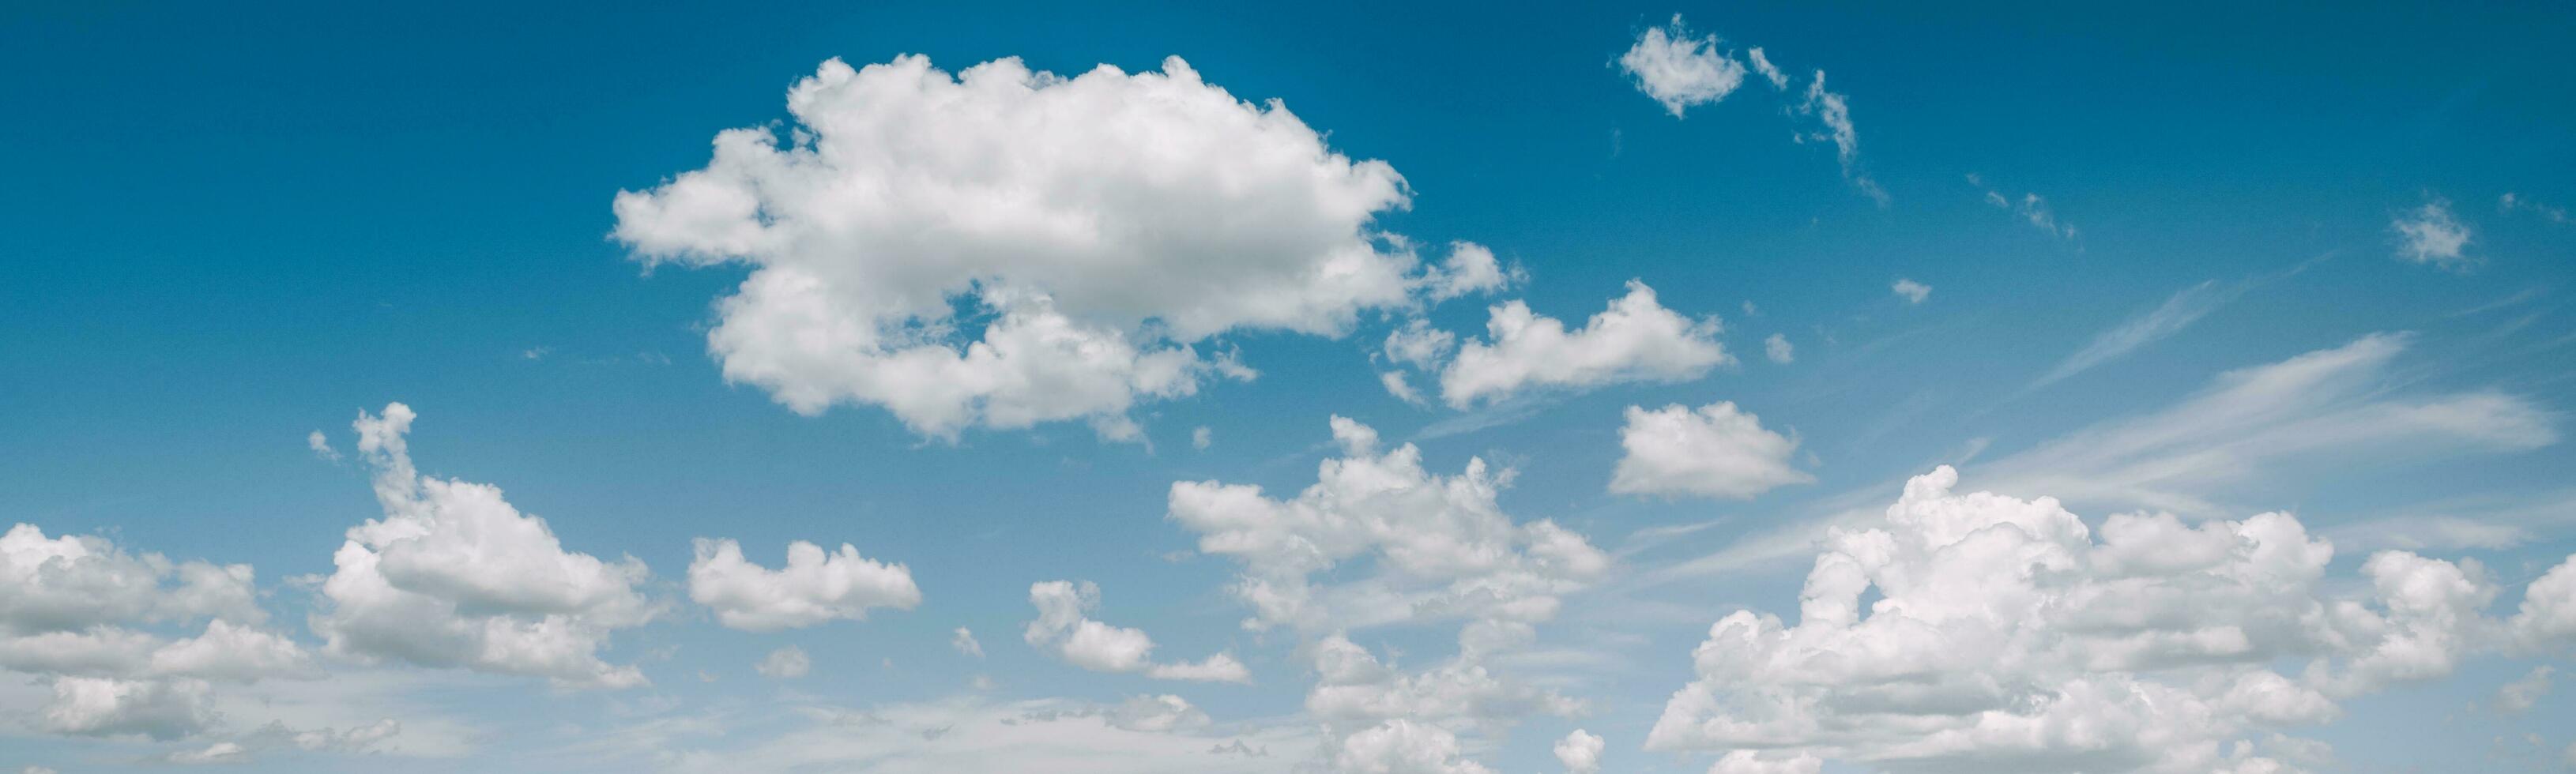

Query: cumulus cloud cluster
[[1023, 580, 1250, 683], [2, 524, 310, 742], [1378, 281, 1728, 409], [308, 404, 658, 688], [614, 54, 1505, 440], [1648, 464, 2576, 772], [1169, 416, 1609, 635], [688, 537, 920, 632], [1610, 401, 1812, 500], [1618, 15, 1746, 117]]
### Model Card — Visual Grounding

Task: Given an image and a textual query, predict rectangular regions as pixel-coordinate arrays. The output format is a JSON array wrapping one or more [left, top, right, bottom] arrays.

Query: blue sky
[[3, 2, 2574, 772]]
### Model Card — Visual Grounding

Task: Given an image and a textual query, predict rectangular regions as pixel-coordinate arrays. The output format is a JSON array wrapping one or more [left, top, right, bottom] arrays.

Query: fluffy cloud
[[1891, 278, 1931, 304], [2392, 197, 2473, 269], [1747, 48, 1788, 90], [757, 645, 812, 678], [2, 524, 261, 635], [1024, 580, 1249, 683], [1620, 15, 1747, 118], [613, 54, 1501, 439], [1610, 401, 1813, 500], [308, 404, 657, 689], [1763, 333, 1793, 364], [40, 676, 214, 740], [687, 538, 920, 632], [1433, 281, 1729, 408], [1554, 728, 1603, 773], [1308, 633, 1580, 774], [1, 524, 311, 744], [1169, 416, 1609, 633], [1647, 464, 2576, 772], [952, 627, 985, 658], [1107, 694, 1211, 733]]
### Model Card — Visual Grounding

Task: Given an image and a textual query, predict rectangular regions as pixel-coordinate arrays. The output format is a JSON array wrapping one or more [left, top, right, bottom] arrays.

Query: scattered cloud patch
[[1023, 580, 1249, 683], [1610, 402, 1813, 500], [2393, 197, 2475, 269], [1619, 15, 1747, 118], [1763, 333, 1793, 364], [1434, 281, 1729, 408], [687, 538, 920, 632], [757, 646, 811, 678], [1891, 278, 1931, 304]]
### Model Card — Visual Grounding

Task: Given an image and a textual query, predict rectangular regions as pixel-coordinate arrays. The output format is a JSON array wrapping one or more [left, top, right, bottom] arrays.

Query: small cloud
[[951, 627, 984, 658], [1764, 333, 1794, 364], [306, 430, 340, 462], [1619, 15, 1747, 118], [520, 346, 550, 361], [2393, 196, 2475, 269], [2499, 192, 2570, 224], [1191, 426, 1213, 451], [1892, 278, 1932, 304], [756, 645, 811, 678]]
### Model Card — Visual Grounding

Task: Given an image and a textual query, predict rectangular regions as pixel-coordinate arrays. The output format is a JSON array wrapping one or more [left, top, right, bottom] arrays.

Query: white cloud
[[1656, 333, 2563, 581], [1763, 333, 1793, 364], [307, 430, 340, 461], [309, 404, 656, 689], [2030, 280, 2234, 390], [952, 627, 985, 658], [1648, 464, 2576, 772], [2513, 554, 2576, 650], [2496, 665, 2552, 713], [1193, 426, 1214, 451], [1383, 318, 1457, 370], [1968, 176, 2079, 240], [40, 676, 213, 740], [1309, 633, 1580, 774], [1332, 717, 1493, 774], [1891, 278, 1930, 303], [1169, 416, 1609, 633], [2393, 197, 2474, 269], [1436, 281, 1729, 408], [1554, 728, 1603, 773], [1747, 48, 1788, 90], [1106, 694, 1211, 733], [2499, 192, 2570, 224], [164, 741, 251, 765], [687, 538, 920, 632], [1797, 71, 1885, 204], [757, 645, 812, 678], [2, 524, 262, 635], [1619, 15, 1747, 118], [1023, 580, 1249, 683], [1611, 402, 1812, 500], [613, 54, 1496, 440], [1708, 751, 1822, 774], [1423, 242, 1515, 302]]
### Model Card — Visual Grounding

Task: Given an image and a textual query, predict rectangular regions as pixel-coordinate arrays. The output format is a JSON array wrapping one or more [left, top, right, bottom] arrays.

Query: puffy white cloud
[[2392, 197, 2473, 269], [40, 676, 213, 740], [1194, 426, 1215, 451], [1891, 278, 1930, 304], [1169, 416, 1609, 633], [2, 523, 262, 635], [1763, 333, 1792, 364], [1554, 728, 1603, 773], [687, 538, 920, 632], [952, 626, 985, 658], [147, 619, 314, 682], [757, 645, 812, 678], [2496, 665, 2553, 713], [1610, 402, 1813, 500], [1620, 15, 1746, 118], [1333, 718, 1492, 774], [1435, 281, 1729, 408], [309, 404, 656, 689], [1024, 580, 1249, 683], [2512, 554, 2576, 649], [1648, 464, 2576, 772], [613, 54, 1497, 439]]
